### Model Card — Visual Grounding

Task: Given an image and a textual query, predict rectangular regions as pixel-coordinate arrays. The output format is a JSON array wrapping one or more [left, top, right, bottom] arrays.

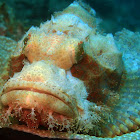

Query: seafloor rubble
[[0, 1, 140, 140]]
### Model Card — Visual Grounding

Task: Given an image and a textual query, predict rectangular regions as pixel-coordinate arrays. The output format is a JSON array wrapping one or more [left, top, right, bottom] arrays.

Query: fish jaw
[[0, 61, 82, 132]]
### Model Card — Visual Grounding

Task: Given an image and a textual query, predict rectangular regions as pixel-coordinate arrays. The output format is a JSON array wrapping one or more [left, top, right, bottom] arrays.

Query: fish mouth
[[0, 81, 79, 132], [1, 80, 78, 118]]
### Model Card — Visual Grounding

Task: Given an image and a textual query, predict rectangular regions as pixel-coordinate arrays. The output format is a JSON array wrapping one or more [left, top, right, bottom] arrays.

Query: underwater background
[[0, 0, 140, 40], [0, 0, 140, 140]]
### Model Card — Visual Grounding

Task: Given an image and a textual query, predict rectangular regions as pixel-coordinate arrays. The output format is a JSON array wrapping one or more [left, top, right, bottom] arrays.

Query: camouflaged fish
[[0, 2, 140, 140]]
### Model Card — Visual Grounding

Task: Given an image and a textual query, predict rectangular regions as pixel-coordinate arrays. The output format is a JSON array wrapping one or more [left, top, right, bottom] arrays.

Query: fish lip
[[3, 86, 69, 105], [1, 89, 79, 133], [2, 80, 79, 118], [2, 80, 73, 107]]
